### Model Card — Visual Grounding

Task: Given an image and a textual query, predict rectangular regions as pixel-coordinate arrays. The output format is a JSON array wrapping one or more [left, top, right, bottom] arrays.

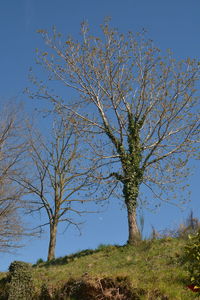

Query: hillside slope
[[0, 236, 199, 299]]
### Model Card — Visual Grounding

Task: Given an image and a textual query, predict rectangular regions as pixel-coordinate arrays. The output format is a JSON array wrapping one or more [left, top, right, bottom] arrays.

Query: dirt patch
[[57, 276, 145, 300], [39, 275, 169, 300]]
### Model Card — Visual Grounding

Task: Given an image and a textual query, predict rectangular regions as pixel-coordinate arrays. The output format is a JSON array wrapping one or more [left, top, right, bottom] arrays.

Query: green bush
[[36, 258, 44, 265], [7, 261, 35, 300], [184, 230, 200, 290]]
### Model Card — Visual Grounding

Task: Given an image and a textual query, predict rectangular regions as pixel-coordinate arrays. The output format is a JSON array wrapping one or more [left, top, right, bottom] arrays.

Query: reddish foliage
[[187, 285, 200, 292]]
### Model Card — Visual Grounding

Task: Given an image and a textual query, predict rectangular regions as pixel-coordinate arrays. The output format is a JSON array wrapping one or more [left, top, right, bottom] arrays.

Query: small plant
[[7, 261, 35, 300], [183, 230, 200, 292], [36, 258, 45, 265]]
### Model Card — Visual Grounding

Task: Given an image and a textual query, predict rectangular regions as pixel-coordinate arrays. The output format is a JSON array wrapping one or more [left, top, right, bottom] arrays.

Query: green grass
[[0, 237, 199, 299]]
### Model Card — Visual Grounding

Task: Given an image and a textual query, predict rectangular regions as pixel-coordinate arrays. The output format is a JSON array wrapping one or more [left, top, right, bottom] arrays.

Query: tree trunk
[[126, 205, 140, 245], [123, 180, 141, 245], [47, 222, 58, 261]]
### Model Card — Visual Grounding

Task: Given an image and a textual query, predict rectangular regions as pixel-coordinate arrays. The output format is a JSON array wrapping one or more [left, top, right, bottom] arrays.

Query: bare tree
[[0, 190, 24, 252], [0, 104, 27, 252], [31, 21, 200, 245], [15, 116, 95, 261]]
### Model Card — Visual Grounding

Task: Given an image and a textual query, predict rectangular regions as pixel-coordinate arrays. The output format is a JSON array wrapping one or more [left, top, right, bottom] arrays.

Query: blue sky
[[0, 0, 199, 271]]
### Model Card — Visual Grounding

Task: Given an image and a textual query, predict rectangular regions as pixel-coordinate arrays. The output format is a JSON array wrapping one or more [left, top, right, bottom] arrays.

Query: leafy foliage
[[183, 230, 200, 290], [7, 261, 35, 300]]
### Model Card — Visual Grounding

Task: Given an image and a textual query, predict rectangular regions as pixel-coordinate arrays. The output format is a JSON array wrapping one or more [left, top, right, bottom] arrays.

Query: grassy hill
[[0, 236, 199, 299]]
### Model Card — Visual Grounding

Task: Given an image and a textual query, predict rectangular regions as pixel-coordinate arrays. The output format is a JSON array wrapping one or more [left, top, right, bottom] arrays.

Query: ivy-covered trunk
[[123, 179, 141, 245], [123, 112, 143, 244], [47, 220, 58, 261]]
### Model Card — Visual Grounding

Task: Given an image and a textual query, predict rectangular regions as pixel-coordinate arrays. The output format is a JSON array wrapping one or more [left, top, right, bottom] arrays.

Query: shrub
[[184, 230, 200, 291], [7, 261, 35, 300], [36, 258, 44, 265]]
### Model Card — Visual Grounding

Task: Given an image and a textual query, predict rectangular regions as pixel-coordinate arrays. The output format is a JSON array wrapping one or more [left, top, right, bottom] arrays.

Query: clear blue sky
[[0, 0, 199, 271]]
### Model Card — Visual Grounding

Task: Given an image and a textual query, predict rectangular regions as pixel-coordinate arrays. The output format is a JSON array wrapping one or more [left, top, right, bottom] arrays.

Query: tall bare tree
[[0, 104, 27, 252], [15, 116, 95, 261], [31, 21, 200, 244]]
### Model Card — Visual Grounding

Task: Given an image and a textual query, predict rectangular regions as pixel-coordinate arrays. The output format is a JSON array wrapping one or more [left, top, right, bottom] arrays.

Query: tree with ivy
[[30, 21, 200, 245]]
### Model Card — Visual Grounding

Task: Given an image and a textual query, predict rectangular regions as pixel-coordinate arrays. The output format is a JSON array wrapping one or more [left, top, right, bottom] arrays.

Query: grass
[[0, 236, 199, 299]]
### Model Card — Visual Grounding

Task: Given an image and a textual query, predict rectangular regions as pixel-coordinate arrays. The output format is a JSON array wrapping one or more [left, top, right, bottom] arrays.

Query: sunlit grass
[[30, 238, 197, 299], [0, 237, 198, 299]]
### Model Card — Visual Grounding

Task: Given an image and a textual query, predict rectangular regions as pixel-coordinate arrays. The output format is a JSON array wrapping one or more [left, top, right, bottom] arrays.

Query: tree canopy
[[31, 21, 200, 244]]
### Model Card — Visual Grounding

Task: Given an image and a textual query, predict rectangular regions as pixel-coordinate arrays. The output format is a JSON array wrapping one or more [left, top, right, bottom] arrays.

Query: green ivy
[[7, 261, 35, 300], [184, 230, 200, 290]]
